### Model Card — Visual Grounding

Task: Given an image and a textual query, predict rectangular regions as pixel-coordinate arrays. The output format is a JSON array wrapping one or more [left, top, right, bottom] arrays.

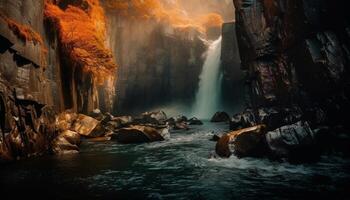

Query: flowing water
[[0, 122, 349, 199], [192, 37, 223, 120]]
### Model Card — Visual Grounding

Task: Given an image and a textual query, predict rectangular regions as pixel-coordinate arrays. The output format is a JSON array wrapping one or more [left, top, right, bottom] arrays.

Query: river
[[0, 122, 349, 199]]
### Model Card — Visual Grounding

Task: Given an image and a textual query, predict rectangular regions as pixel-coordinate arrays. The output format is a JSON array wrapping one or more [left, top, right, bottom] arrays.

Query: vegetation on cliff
[[44, 0, 117, 83]]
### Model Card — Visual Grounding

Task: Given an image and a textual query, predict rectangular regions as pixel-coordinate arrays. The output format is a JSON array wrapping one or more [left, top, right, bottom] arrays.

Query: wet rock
[[52, 137, 79, 154], [112, 125, 168, 144], [174, 122, 189, 131], [188, 117, 203, 125], [211, 112, 230, 122], [113, 116, 133, 125], [86, 136, 112, 142], [216, 125, 267, 158], [230, 109, 257, 131], [89, 109, 105, 121], [134, 111, 167, 125], [258, 107, 303, 131], [266, 121, 319, 163], [71, 114, 105, 138], [174, 115, 188, 123], [0, 139, 13, 163], [165, 117, 176, 126], [210, 134, 221, 142], [52, 130, 80, 154], [60, 130, 81, 146], [56, 110, 78, 131]]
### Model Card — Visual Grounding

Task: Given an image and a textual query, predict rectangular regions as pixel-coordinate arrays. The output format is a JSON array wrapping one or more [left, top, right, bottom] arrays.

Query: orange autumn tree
[[104, 0, 223, 35], [45, 0, 116, 83]]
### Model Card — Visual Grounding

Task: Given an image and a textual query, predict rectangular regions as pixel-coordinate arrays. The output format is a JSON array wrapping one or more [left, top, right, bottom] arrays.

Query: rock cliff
[[232, 0, 350, 128], [226, 0, 350, 159], [0, 0, 117, 161], [104, 8, 207, 114]]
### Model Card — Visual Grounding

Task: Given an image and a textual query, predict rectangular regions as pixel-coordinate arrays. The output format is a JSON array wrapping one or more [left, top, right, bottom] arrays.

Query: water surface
[[1, 122, 349, 199]]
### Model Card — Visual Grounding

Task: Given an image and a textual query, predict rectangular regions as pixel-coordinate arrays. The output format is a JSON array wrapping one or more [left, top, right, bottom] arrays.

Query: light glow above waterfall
[[192, 37, 223, 119]]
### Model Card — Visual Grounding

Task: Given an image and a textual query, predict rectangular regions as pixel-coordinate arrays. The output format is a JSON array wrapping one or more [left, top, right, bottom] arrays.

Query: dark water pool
[[1, 122, 349, 199]]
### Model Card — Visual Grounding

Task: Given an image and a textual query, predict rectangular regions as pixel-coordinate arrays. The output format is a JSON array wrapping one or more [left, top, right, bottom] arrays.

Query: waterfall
[[192, 37, 223, 119]]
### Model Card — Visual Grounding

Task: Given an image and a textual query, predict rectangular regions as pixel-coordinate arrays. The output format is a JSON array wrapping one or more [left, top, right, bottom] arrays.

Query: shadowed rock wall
[[105, 12, 207, 114], [232, 0, 350, 129]]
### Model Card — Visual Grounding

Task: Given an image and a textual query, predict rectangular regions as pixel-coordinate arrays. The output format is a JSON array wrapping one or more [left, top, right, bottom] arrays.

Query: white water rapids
[[192, 37, 223, 119]]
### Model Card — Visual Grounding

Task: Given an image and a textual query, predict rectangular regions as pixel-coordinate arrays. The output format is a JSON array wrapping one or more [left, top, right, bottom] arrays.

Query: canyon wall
[[0, 0, 117, 161], [221, 22, 245, 111], [232, 0, 350, 129], [104, 8, 207, 114], [0, 0, 60, 161]]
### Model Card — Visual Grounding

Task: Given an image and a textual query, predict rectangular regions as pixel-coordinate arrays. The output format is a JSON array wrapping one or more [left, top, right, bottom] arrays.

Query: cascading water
[[192, 37, 223, 119]]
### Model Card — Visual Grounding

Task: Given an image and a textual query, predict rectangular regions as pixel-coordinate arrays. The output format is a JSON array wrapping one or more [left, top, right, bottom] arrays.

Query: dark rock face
[[221, 22, 246, 110], [232, 0, 350, 123], [227, 0, 350, 161], [105, 13, 207, 114]]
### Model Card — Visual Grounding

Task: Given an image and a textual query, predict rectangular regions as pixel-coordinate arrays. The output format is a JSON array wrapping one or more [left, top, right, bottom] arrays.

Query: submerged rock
[[112, 125, 168, 144], [211, 112, 230, 122], [216, 125, 267, 158], [188, 117, 203, 125]]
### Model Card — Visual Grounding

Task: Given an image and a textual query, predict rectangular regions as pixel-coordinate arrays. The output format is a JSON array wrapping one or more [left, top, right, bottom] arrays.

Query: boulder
[[52, 130, 81, 154], [60, 130, 81, 146], [258, 107, 303, 131], [135, 111, 167, 125], [174, 122, 189, 131], [211, 112, 230, 122], [70, 114, 106, 138], [210, 134, 221, 142], [230, 109, 257, 130], [265, 121, 319, 163], [86, 136, 112, 142], [165, 117, 176, 126], [0, 139, 13, 163], [216, 125, 267, 158], [89, 109, 105, 121], [113, 116, 133, 125], [56, 110, 78, 131], [188, 117, 203, 125], [174, 115, 188, 123], [230, 107, 303, 131], [112, 125, 168, 144]]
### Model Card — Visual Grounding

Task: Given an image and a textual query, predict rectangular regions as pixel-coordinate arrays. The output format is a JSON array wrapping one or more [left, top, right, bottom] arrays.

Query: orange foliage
[[44, 0, 116, 83], [105, 0, 223, 35]]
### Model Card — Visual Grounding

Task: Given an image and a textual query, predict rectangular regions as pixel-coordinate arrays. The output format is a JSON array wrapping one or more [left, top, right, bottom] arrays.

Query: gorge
[[0, 0, 350, 199]]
